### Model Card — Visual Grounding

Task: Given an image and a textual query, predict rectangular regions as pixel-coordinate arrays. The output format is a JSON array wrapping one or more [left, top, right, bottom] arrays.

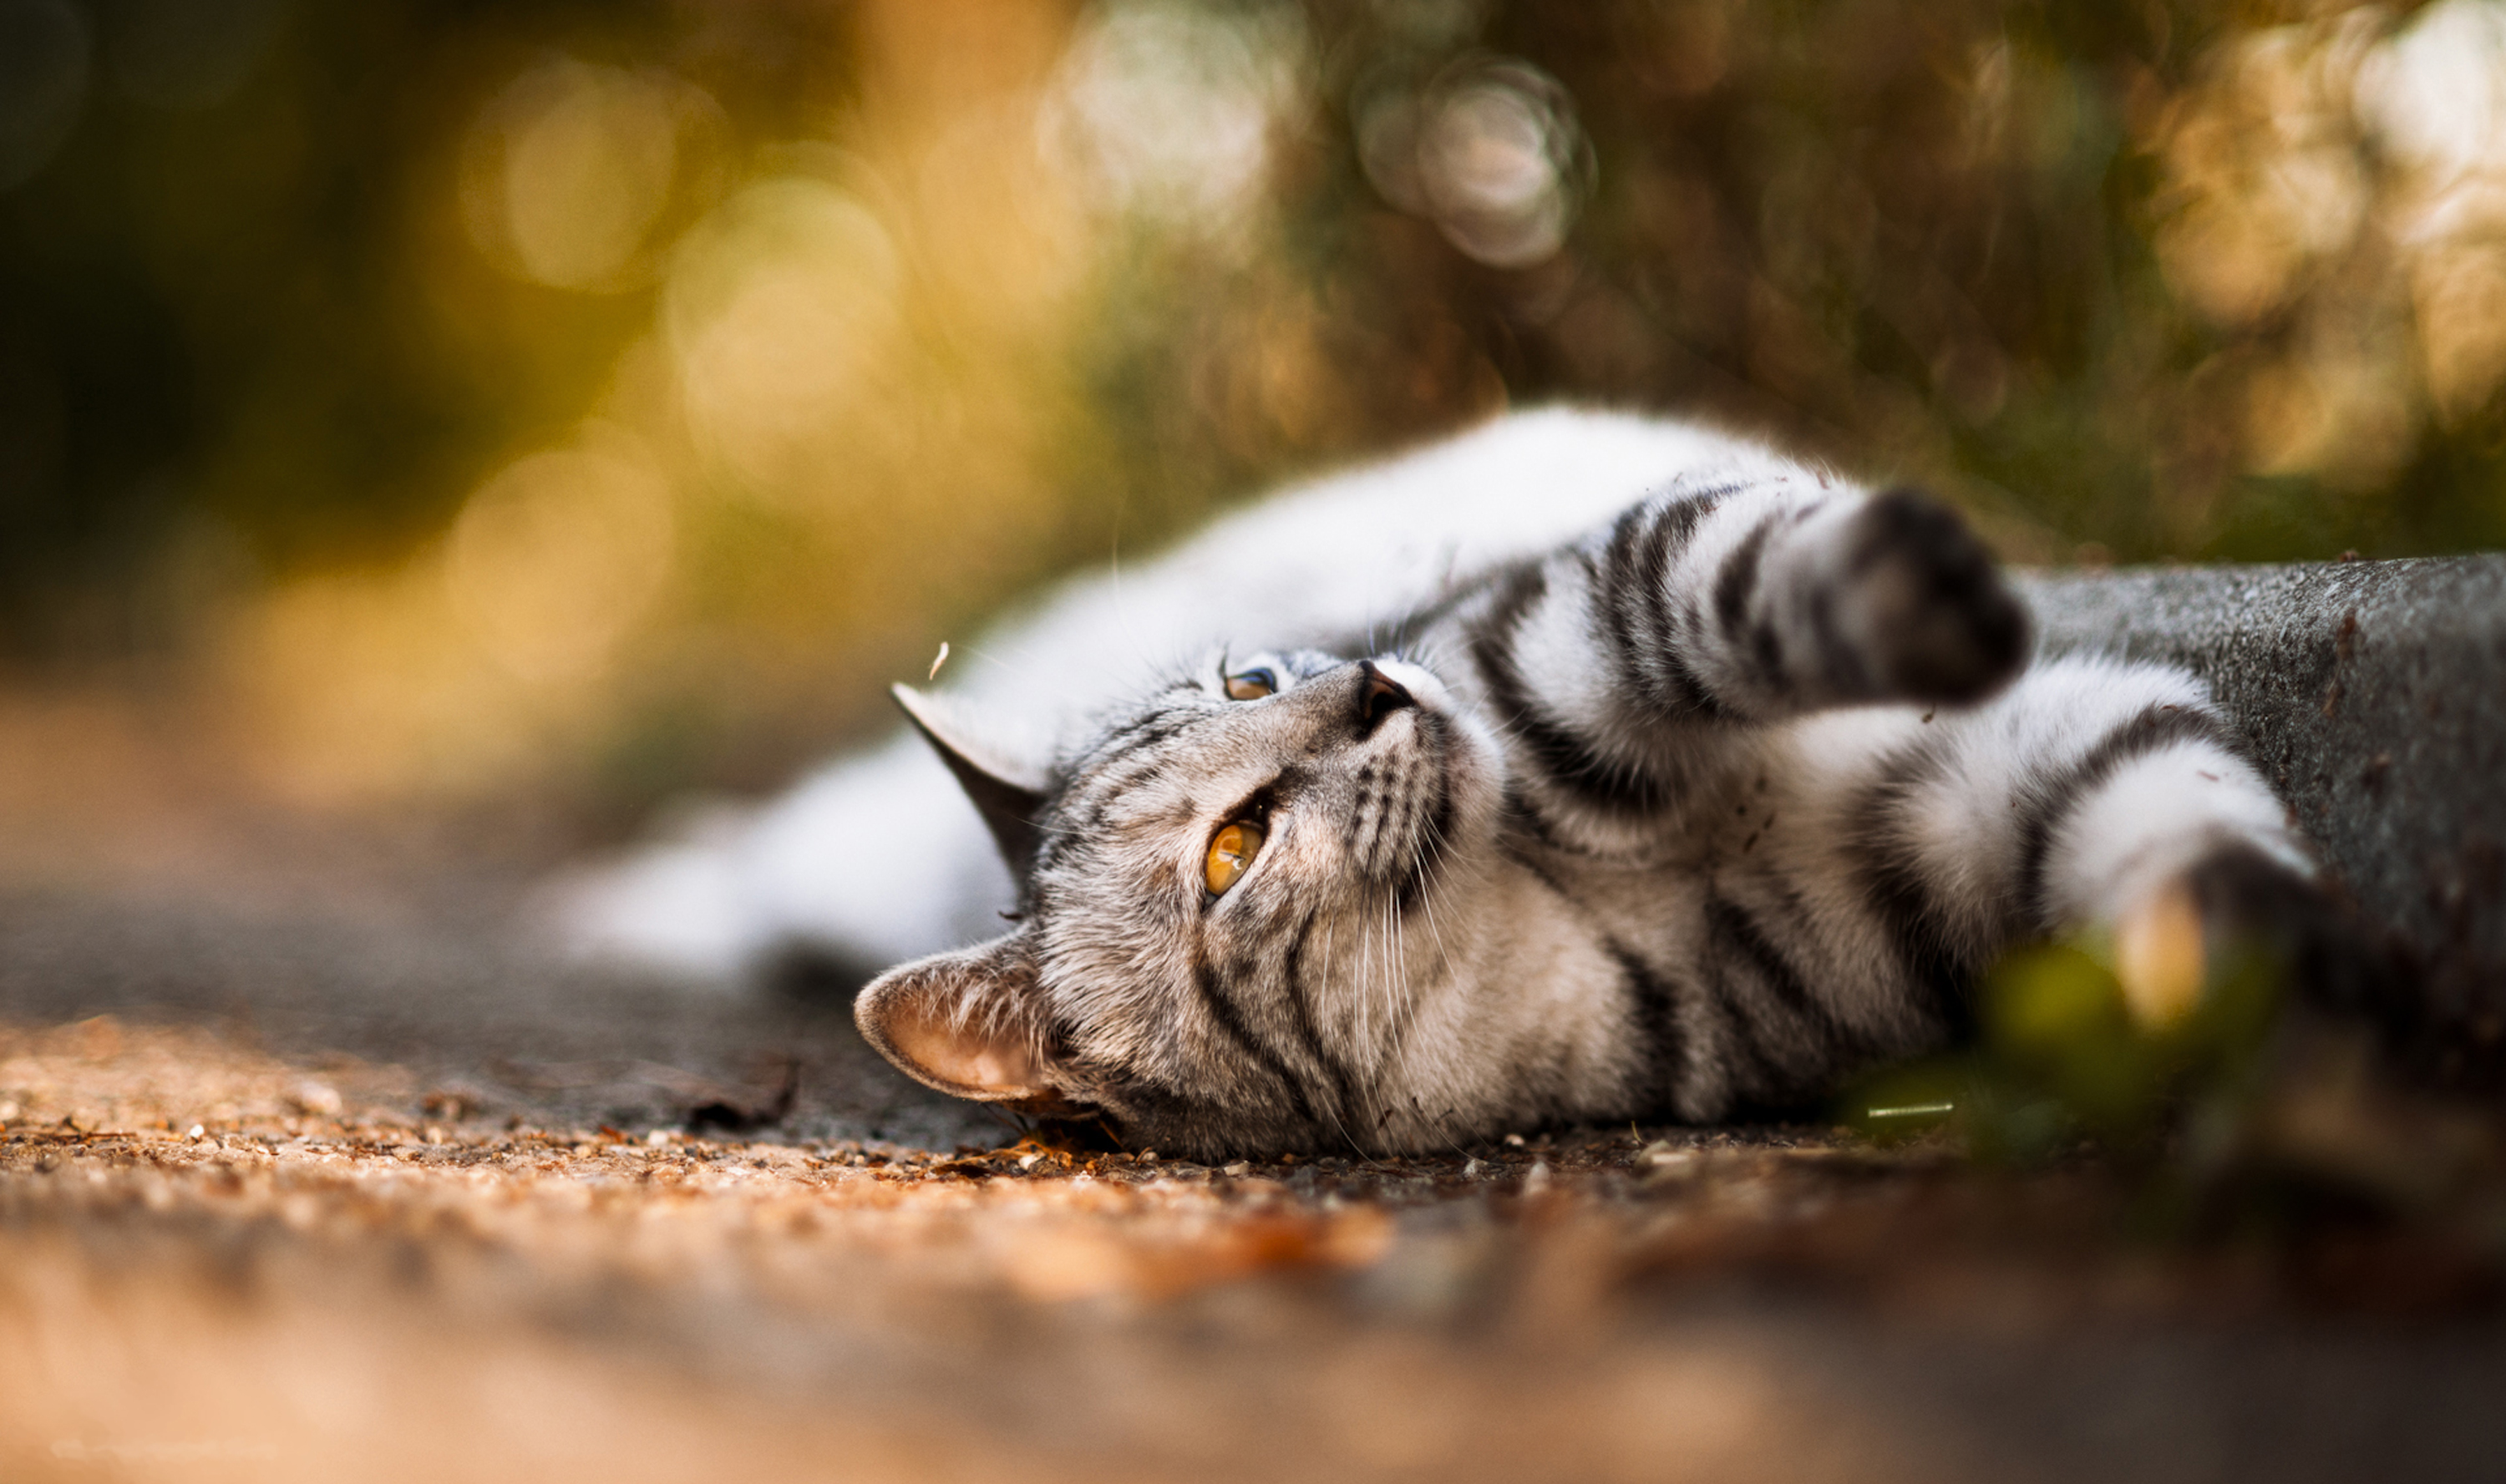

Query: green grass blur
[[1847, 937, 2282, 1162]]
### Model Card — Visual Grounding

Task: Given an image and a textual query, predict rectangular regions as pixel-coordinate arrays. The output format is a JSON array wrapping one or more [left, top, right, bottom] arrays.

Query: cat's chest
[[1493, 717, 1871, 929], [1504, 798, 1800, 950]]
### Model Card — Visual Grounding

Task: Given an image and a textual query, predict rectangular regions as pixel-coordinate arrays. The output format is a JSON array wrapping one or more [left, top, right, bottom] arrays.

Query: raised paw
[[1834, 488, 2031, 705]]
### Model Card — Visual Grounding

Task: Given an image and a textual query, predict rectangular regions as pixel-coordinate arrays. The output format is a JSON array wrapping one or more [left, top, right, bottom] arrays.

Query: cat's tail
[[541, 732, 1014, 986]]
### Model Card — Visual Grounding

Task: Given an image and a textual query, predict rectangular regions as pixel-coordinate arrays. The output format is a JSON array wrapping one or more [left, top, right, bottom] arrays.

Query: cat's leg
[[1661, 482, 2034, 718], [1470, 476, 2028, 732], [1446, 474, 2032, 825], [2016, 681, 2394, 1025], [1848, 655, 2390, 1027]]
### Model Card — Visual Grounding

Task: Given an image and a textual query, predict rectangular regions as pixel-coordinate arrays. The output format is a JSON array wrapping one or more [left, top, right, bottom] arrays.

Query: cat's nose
[[1354, 661, 1416, 735]]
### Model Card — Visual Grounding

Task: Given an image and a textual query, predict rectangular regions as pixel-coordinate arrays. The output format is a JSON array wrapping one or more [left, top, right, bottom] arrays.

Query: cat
[[559, 409, 2356, 1158]]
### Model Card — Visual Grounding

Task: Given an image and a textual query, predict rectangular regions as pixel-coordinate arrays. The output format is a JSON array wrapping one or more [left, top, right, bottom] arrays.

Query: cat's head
[[855, 650, 1504, 1157]]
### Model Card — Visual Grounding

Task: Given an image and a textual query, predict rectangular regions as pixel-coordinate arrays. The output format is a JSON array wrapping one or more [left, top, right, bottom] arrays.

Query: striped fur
[[849, 434, 2315, 1158]]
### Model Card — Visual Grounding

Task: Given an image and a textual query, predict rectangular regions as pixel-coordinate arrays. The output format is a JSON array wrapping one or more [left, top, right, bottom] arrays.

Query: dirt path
[[6, 999, 2504, 1484]]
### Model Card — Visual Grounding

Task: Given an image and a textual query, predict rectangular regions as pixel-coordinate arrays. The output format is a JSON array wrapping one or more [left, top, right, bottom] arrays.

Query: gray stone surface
[[2024, 556, 2506, 1054]]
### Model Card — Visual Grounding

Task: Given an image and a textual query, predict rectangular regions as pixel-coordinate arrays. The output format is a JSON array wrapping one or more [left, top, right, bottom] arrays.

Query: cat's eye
[[1205, 820, 1265, 894], [1224, 668, 1276, 701]]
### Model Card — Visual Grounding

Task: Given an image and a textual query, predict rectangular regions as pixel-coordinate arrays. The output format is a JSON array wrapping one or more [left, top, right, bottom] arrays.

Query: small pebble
[[1221, 1161, 1250, 1177], [185, 1124, 205, 1141]]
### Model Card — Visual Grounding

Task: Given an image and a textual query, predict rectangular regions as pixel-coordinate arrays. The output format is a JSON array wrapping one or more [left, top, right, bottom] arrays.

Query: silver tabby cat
[[852, 420, 2319, 1159]]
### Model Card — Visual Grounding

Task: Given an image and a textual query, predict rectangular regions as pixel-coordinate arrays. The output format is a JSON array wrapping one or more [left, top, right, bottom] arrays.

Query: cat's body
[[563, 409, 2335, 1158]]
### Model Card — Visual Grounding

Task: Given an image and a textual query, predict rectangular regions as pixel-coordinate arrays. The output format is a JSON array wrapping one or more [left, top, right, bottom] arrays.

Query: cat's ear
[[855, 931, 1059, 1103], [890, 683, 1052, 875]]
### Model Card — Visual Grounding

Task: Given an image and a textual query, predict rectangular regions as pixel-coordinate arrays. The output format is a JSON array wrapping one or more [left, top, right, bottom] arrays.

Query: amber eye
[[1224, 668, 1276, 701], [1205, 820, 1265, 894]]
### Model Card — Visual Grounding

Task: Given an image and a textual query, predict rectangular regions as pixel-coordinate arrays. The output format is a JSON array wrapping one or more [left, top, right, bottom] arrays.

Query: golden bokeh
[[461, 60, 721, 294], [5, 0, 2505, 825]]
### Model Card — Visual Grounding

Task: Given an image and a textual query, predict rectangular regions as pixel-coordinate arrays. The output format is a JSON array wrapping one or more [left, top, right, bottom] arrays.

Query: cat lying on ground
[[561, 409, 2366, 1158]]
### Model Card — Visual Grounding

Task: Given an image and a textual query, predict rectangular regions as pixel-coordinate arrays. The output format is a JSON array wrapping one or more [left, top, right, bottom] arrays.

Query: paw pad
[[1844, 488, 2030, 703]]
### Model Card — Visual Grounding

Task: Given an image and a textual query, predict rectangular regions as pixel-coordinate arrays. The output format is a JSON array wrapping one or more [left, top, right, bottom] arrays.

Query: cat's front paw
[[1836, 489, 2030, 705]]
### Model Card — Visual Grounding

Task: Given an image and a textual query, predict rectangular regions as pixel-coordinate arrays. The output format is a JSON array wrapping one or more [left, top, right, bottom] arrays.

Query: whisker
[[1342, 897, 1398, 1158], [1378, 883, 1418, 1117], [1413, 1096, 1476, 1163], [1386, 880, 1427, 1078], [1303, 901, 1377, 1163]]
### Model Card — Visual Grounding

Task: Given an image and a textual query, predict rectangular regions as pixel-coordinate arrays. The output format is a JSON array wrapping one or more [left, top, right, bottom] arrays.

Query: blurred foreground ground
[[1, 774, 2503, 1484]]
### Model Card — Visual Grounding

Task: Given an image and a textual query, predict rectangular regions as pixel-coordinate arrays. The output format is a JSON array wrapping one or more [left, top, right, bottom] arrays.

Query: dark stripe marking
[[1713, 513, 1779, 645], [2015, 703, 2244, 927], [1468, 566, 1674, 815], [1705, 893, 1824, 1026], [1706, 889, 1868, 1079], [1702, 946, 1788, 1101], [1640, 495, 1728, 716], [1188, 937, 1316, 1126], [1842, 736, 1976, 1038], [1605, 939, 1689, 1105], [1278, 912, 1358, 1125]]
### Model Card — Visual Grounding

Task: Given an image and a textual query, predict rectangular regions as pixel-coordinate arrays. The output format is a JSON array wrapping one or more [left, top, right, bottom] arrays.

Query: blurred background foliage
[[3, 0, 2504, 832]]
